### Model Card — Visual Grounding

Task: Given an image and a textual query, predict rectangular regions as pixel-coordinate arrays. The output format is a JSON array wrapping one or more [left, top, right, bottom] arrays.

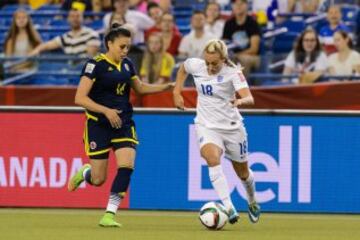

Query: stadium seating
[[0, 2, 359, 86]]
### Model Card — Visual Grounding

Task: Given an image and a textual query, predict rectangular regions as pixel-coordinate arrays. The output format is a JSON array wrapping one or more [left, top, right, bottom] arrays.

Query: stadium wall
[[1, 81, 360, 109], [0, 107, 359, 213]]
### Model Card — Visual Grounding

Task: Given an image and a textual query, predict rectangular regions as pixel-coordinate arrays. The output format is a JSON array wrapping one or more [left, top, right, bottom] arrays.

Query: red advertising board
[[0, 112, 129, 208]]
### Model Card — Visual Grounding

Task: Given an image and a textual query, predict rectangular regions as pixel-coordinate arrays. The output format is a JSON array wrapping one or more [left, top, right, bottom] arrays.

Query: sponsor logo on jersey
[[217, 75, 224, 82], [90, 141, 97, 150]]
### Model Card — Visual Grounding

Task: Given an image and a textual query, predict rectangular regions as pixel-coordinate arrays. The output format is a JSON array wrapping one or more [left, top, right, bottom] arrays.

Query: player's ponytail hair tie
[[104, 23, 132, 50], [204, 39, 242, 70]]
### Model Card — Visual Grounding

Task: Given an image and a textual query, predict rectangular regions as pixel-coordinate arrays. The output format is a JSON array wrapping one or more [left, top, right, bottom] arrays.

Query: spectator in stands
[[357, 10, 360, 52], [147, 2, 163, 25], [4, 9, 41, 57], [92, 0, 113, 12], [30, 9, 100, 56], [283, 28, 328, 84], [160, 13, 182, 56], [328, 31, 360, 78], [145, 2, 180, 40], [222, 0, 261, 77], [204, 1, 225, 39], [319, 5, 350, 55], [179, 11, 217, 58], [0, 1, 17, 9], [140, 33, 175, 84], [129, 0, 172, 14], [61, 0, 93, 12], [287, 0, 322, 13], [103, 0, 154, 44], [4, 9, 42, 72], [214, 0, 230, 8]]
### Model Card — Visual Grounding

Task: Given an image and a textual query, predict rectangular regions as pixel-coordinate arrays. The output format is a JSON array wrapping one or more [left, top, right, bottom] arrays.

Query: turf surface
[[0, 209, 359, 240]]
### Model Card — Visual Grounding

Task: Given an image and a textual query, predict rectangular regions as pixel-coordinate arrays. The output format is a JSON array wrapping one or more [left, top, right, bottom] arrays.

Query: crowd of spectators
[[1, 0, 359, 85]]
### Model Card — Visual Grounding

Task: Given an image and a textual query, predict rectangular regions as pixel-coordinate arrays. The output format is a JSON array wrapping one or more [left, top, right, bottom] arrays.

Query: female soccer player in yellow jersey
[[68, 23, 173, 227], [173, 39, 260, 224]]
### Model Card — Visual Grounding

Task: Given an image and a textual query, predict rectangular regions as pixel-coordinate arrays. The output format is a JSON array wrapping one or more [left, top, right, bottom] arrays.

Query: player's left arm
[[232, 87, 255, 107], [231, 71, 255, 107], [130, 75, 174, 94]]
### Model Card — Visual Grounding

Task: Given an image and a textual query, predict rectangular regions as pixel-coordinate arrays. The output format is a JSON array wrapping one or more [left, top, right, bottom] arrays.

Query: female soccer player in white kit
[[173, 39, 260, 224]]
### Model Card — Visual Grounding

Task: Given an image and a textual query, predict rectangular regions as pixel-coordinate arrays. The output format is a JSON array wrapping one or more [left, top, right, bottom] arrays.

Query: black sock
[[110, 167, 134, 197], [84, 168, 93, 185]]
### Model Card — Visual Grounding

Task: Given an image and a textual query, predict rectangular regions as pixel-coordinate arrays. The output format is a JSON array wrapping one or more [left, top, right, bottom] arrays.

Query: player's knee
[[203, 155, 220, 167], [91, 176, 106, 186], [238, 168, 249, 180]]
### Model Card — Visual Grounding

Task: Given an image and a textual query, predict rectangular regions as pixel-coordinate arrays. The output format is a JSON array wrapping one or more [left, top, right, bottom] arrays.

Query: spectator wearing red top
[[159, 13, 182, 56], [144, 2, 179, 40]]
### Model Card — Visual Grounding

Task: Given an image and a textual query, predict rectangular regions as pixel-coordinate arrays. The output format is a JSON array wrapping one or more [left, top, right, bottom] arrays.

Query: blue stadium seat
[[49, 19, 69, 26], [342, 5, 359, 23], [0, 32, 6, 41], [85, 19, 103, 30], [38, 62, 69, 71], [278, 20, 306, 33], [39, 33, 51, 41], [0, 17, 12, 27], [176, 18, 191, 27], [1, 4, 31, 12], [272, 32, 298, 53], [174, 11, 192, 19], [30, 76, 70, 85], [32, 16, 51, 25], [48, 31, 66, 39], [173, 6, 193, 13], [260, 79, 294, 86]]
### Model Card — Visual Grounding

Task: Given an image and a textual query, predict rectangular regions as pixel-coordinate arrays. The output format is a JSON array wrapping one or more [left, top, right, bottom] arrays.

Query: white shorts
[[195, 123, 248, 162]]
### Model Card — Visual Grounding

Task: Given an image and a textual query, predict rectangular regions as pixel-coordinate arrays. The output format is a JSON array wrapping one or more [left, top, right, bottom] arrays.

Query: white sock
[[106, 193, 122, 214], [209, 165, 235, 211], [241, 169, 256, 204]]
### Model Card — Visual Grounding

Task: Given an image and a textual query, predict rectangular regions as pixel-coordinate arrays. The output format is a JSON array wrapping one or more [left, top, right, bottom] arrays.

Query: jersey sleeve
[[183, 58, 202, 75], [80, 59, 98, 81], [127, 58, 137, 79], [232, 70, 249, 91]]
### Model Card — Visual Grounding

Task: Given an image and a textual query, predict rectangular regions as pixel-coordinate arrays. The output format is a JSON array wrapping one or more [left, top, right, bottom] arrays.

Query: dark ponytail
[[104, 23, 132, 50]]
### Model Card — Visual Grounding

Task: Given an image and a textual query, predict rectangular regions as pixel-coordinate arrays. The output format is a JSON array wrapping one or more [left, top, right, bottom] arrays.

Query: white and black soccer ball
[[199, 202, 229, 230]]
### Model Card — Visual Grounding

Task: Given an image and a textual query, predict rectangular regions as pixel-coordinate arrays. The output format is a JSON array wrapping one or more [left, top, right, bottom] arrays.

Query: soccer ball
[[199, 202, 229, 230]]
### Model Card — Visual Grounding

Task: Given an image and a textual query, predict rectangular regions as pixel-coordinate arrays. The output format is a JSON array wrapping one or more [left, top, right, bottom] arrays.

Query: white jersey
[[184, 58, 249, 130]]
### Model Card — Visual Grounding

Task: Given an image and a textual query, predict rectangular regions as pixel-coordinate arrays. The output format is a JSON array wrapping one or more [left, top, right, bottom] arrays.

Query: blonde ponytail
[[203, 39, 242, 70]]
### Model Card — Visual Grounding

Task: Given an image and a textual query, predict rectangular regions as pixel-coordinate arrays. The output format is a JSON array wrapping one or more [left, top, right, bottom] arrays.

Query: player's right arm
[[75, 61, 122, 129], [173, 63, 188, 110]]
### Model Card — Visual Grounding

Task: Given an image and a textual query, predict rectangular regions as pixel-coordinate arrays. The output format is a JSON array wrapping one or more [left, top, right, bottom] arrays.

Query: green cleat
[[67, 163, 91, 192], [248, 202, 261, 223], [99, 213, 122, 227]]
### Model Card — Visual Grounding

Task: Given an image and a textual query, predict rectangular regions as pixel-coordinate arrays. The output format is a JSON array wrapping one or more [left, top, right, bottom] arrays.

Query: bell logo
[[188, 125, 312, 204]]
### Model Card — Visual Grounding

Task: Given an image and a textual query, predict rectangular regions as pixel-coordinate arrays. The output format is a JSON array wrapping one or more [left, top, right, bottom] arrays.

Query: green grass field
[[0, 208, 359, 240]]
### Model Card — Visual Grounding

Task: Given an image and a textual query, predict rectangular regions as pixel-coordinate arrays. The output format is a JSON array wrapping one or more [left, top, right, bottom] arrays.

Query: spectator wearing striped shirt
[[30, 9, 101, 57]]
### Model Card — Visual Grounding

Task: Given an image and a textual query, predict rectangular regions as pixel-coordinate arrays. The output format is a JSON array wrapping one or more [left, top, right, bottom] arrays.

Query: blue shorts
[[83, 114, 139, 160]]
